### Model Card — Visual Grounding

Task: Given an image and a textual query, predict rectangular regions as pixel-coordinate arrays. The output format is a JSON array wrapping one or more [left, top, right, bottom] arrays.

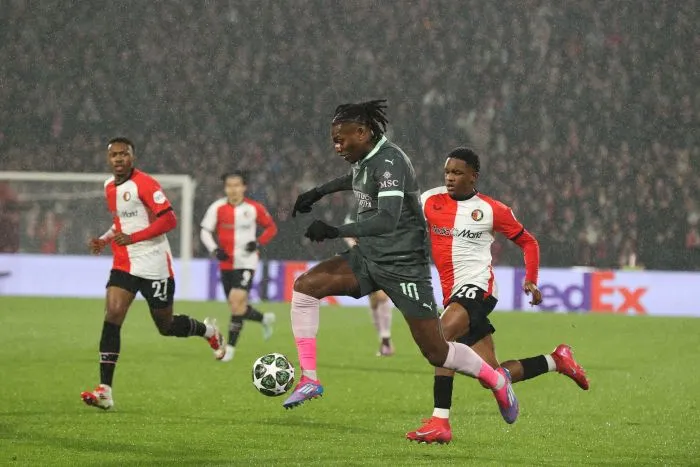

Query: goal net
[[0, 171, 196, 295]]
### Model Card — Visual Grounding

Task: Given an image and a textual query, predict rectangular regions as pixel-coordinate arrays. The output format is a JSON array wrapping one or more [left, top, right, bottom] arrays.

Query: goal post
[[0, 171, 197, 297]]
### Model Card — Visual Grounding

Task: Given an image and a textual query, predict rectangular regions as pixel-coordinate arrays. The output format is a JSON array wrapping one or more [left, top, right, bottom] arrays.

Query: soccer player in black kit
[[282, 100, 519, 426]]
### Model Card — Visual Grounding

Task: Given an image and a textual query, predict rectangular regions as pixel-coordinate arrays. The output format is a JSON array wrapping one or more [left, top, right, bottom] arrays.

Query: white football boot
[[203, 317, 226, 360], [262, 312, 276, 341], [221, 345, 235, 362], [80, 384, 114, 410]]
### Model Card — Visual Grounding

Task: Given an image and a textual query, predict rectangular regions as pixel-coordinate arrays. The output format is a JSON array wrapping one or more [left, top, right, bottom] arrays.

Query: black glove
[[214, 248, 230, 261], [304, 219, 339, 242], [292, 188, 323, 217], [245, 241, 258, 253]]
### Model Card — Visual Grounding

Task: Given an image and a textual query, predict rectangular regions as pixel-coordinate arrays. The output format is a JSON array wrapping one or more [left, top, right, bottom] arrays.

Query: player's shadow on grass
[[8, 431, 211, 461], [322, 363, 430, 376], [258, 417, 376, 434], [580, 364, 623, 371]]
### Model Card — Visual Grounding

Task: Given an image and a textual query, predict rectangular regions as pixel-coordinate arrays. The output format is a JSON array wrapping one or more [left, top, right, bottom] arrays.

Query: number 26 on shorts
[[455, 285, 479, 299]]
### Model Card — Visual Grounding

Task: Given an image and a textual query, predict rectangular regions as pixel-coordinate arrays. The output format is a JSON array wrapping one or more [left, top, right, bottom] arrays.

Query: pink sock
[[295, 337, 317, 376], [291, 291, 320, 379], [443, 342, 502, 389], [376, 299, 393, 339], [477, 361, 501, 389]]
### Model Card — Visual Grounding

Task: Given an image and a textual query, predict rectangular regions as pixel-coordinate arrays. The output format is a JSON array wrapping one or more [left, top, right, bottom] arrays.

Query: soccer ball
[[252, 353, 295, 397]]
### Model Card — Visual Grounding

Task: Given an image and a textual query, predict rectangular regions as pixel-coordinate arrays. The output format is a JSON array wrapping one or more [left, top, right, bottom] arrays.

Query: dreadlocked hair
[[332, 99, 389, 141]]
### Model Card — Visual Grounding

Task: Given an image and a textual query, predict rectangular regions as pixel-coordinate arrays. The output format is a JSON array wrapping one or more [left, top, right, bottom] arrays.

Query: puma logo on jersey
[[384, 159, 395, 165]]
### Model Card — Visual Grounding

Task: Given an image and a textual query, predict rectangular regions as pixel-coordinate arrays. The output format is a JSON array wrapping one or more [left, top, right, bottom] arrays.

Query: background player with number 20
[[406, 148, 590, 444], [200, 171, 278, 362], [81, 138, 225, 410]]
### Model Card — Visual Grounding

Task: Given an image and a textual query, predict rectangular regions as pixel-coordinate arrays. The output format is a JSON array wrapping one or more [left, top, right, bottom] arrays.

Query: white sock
[[369, 305, 381, 335], [493, 373, 505, 391], [443, 342, 503, 390], [545, 354, 557, 372], [376, 299, 393, 339], [432, 408, 450, 419], [302, 370, 318, 381]]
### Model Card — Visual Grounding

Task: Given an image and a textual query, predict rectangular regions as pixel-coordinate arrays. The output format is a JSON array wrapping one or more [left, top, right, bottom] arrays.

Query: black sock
[[167, 315, 207, 337], [243, 305, 264, 322], [519, 355, 549, 381], [381, 337, 392, 347], [434, 375, 454, 409], [229, 316, 244, 346], [99, 321, 121, 387]]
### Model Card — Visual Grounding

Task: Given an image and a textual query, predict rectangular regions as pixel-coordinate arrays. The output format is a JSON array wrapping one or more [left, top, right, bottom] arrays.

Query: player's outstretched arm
[[337, 197, 402, 238], [511, 230, 542, 305], [336, 157, 405, 238], [199, 200, 229, 259], [114, 209, 177, 246], [490, 198, 542, 306], [317, 173, 353, 195], [88, 225, 116, 254], [200, 228, 230, 261], [292, 174, 352, 217], [304, 196, 403, 242], [114, 175, 178, 246], [253, 201, 278, 246]]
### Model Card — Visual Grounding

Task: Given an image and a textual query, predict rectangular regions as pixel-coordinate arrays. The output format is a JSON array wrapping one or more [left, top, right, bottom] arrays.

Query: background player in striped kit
[[343, 213, 394, 356], [406, 148, 589, 444], [200, 171, 278, 362], [81, 137, 224, 410]]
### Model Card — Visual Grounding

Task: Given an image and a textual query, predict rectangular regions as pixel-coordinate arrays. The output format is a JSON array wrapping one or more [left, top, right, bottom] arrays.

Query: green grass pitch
[[0, 297, 698, 465]]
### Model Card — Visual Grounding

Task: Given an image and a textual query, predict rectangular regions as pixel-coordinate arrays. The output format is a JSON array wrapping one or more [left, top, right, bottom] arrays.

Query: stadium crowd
[[1, 0, 697, 270]]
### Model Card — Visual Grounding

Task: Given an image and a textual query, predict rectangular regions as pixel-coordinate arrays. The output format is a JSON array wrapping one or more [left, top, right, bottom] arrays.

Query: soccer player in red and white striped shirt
[[406, 147, 589, 444], [80, 138, 225, 410], [200, 171, 278, 362]]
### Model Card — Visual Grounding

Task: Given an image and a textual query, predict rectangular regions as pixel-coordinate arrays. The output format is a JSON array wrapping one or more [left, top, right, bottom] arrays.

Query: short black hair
[[332, 99, 388, 141], [447, 147, 480, 173], [221, 170, 248, 185], [108, 137, 135, 153]]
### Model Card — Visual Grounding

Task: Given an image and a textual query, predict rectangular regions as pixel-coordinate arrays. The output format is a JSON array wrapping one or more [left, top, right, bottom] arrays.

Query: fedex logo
[[590, 271, 647, 314], [513, 269, 647, 314]]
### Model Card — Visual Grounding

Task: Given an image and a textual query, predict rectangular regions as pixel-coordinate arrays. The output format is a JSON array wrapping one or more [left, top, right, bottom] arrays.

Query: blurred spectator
[[0, 0, 697, 270], [0, 183, 20, 253]]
